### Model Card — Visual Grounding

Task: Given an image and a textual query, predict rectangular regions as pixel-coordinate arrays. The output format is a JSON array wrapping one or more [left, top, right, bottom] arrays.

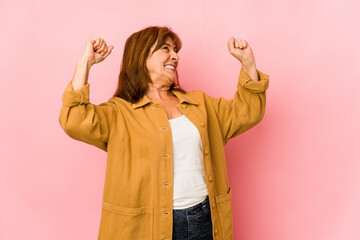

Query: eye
[[162, 45, 178, 53]]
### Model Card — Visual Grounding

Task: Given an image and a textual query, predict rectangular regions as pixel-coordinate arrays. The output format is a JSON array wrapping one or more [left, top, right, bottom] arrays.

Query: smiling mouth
[[164, 65, 176, 71]]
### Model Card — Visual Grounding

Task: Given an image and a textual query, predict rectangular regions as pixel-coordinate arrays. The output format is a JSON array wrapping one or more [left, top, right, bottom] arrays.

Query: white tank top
[[168, 114, 208, 209]]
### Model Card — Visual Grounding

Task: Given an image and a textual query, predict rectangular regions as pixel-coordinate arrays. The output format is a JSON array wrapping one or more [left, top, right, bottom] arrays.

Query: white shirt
[[169, 115, 208, 209]]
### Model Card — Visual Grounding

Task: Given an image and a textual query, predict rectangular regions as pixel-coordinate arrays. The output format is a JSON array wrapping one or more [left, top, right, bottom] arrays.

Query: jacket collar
[[131, 89, 199, 109], [131, 94, 151, 109]]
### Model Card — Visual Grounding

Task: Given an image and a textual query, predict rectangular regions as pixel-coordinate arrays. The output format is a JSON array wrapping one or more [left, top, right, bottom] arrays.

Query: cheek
[[146, 60, 157, 72], [148, 54, 168, 72], [147, 62, 163, 75]]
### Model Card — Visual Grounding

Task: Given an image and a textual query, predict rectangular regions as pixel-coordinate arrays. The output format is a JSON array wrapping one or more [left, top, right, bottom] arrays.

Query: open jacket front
[[59, 68, 269, 240]]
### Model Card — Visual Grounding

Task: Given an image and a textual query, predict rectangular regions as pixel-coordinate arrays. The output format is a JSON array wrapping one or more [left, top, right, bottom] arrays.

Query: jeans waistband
[[173, 196, 209, 212]]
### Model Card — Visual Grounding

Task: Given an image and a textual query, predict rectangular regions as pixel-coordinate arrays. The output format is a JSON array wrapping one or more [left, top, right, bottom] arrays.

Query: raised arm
[[58, 38, 116, 151], [208, 37, 269, 144]]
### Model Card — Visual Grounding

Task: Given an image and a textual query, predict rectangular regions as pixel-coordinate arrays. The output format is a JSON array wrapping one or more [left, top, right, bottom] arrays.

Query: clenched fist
[[81, 38, 114, 66], [227, 36, 256, 68]]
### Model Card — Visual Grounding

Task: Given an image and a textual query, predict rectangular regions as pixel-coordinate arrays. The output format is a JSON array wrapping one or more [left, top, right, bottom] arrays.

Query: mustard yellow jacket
[[58, 68, 269, 240]]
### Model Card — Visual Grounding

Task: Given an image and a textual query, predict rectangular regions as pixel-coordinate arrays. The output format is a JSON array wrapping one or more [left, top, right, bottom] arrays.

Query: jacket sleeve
[[208, 68, 269, 144], [58, 81, 116, 152]]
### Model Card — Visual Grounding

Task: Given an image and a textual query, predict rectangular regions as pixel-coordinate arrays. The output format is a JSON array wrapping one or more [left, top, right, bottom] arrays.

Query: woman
[[59, 26, 269, 240]]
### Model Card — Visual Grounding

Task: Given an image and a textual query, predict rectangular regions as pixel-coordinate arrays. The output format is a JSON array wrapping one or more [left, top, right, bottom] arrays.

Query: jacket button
[[208, 176, 213, 182], [182, 104, 187, 109], [214, 228, 218, 234], [204, 150, 209, 155], [212, 202, 215, 208], [200, 122, 205, 127]]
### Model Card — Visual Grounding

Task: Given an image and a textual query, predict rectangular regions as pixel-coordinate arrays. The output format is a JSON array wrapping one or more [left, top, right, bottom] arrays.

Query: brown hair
[[113, 25, 185, 103]]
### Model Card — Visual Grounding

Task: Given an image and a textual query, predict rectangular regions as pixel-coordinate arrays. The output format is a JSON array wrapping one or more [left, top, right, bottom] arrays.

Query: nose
[[171, 51, 179, 61]]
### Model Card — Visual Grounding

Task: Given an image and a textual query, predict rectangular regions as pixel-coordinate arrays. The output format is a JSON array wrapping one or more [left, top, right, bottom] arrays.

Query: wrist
[[241, 65, 259, 81], [78, 57, 93, 70], [241, 59, 256, 69]]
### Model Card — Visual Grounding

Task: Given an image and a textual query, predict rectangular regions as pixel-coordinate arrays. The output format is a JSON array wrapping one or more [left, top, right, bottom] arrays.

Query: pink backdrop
[[1, 0, 359, 239]]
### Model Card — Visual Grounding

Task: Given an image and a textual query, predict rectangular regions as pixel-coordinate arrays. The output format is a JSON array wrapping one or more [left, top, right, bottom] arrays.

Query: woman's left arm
[[228, 36, 258, 81], [207, 37, 269, 144]]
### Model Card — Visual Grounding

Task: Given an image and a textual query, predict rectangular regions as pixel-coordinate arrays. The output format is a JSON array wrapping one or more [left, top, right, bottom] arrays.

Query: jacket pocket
[[215, 188, 233, 240], [98, 202, 154, 240]]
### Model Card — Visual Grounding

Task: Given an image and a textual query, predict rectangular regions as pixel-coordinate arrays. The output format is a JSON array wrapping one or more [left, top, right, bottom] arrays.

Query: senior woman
[[59, 26, 269, 240]]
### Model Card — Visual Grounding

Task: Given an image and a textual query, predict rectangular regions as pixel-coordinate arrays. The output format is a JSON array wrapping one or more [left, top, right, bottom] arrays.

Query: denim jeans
[[172, 196, 213, 240]]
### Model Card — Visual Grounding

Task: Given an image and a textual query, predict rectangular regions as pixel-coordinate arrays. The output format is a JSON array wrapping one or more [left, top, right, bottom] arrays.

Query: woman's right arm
[[58, 38, 115, 151]]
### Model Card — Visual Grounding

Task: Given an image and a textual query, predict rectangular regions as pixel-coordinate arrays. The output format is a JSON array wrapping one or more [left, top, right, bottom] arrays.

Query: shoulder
[[184, 89, 216, 103], [102, 97, 132, 114], [172, 89, 207, 101], [108, 96, 131, 107]]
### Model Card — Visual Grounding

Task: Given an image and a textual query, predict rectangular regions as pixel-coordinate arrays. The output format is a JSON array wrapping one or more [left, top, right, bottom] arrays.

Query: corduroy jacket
[[58, 68, 269, 240]]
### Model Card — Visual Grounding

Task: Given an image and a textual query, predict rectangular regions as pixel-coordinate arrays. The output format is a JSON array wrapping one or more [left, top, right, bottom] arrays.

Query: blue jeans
[[172, 196, 213, 240]]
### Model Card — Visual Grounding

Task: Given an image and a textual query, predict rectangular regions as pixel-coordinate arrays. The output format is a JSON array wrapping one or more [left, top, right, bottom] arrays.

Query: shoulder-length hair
[[113, 25, 185, 103]]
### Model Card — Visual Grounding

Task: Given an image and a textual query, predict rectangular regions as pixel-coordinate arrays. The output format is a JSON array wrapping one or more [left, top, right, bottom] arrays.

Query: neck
[[146, 83, 173, 102]]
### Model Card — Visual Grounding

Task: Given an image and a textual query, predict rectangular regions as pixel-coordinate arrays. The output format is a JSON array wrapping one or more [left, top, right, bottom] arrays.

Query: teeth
[[165, 65, 175, 70]]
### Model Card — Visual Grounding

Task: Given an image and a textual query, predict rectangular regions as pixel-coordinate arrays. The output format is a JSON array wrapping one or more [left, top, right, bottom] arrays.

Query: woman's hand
[[227, 36, 256, 68], [80, 38, 114, 66]]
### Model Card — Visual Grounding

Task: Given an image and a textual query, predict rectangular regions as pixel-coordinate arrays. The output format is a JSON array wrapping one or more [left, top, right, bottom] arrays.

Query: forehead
[[165, 37, 176, 46], [149, 37, 177, 54]]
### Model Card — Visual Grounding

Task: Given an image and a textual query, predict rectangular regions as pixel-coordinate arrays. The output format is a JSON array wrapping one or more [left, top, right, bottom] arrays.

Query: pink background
[[1, 0, 359, 239]]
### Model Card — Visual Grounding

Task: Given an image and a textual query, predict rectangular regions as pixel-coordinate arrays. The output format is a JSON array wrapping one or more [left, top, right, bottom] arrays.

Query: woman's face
[[146, 37, 179, 87]]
